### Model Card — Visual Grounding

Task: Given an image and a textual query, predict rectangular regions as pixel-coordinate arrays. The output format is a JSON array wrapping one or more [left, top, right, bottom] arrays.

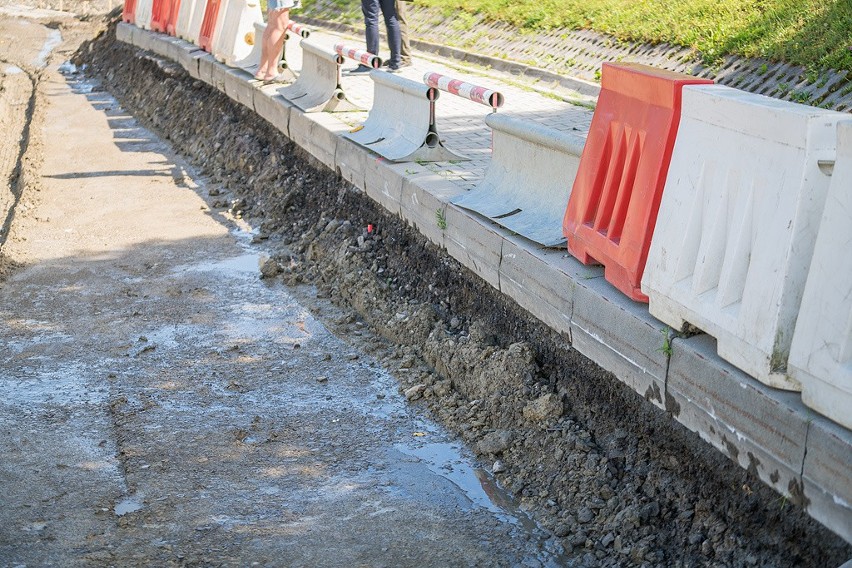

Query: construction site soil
[[3, 9, 849, 566]]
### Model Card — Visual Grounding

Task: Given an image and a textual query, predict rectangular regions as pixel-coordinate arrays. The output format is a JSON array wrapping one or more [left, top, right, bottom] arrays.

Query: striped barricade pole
[[287, 21, 310, 38], [278, 40, 359, 112], [334, 43, 382, 70], [345, 71, 466, 163], [452, 113, 585, 247], [423, 72, 504, 111], [275, 21, 312, 78]]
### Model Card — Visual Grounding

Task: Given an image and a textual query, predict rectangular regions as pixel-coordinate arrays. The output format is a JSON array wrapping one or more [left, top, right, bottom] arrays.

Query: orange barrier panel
[[197, 0, 222, 51], [150, 0, 170, 32], [562, 63, 712, 302], [166, 0, 182, 35], [122, 0, 137, 23]]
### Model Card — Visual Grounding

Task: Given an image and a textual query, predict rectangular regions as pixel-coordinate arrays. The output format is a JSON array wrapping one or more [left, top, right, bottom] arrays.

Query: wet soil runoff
[[75, 20, 851, 567]]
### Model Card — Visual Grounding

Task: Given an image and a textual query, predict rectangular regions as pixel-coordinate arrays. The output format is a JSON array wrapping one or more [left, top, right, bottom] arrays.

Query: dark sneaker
[[348, 64, 373, 75]]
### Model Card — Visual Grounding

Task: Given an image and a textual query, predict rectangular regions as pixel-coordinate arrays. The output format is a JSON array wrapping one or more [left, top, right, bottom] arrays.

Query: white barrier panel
[[186, 0, 208, 44], [642, 85, 844, 390], [345, 71, 466, 163], [452, 113, 584, 247], [175, 0, 202, 41], [134, 0, 154, 30], [278, 40, 358, 113], [212, 0, 262, 66], [208, 0, 231, 52], [789, 121, 852, 429]]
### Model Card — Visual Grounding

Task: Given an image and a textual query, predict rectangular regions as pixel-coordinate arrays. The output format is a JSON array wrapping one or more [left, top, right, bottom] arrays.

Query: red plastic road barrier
[[287, 21, 310, 38], [334, 44, 381, 68], [197, 0, 222, 51], [562, 62, 712, 302], [423, 72, 504, 110], [166, 0, 182, 35], [150, 0, 171, 32], [122, 0, 137, 23]]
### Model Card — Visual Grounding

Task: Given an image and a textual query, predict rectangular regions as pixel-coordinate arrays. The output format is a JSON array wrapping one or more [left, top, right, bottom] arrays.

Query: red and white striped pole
[[286, 21, 310, 38], [334, 44, 382, 69], [423, 72, 505, 111]]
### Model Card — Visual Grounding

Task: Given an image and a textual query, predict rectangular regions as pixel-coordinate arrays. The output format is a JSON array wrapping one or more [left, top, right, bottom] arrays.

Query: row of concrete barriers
[[114, 8, 851, 544]]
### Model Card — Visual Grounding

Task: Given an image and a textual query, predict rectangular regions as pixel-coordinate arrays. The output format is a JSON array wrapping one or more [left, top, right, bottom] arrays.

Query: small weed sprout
[[658, 328, 673, 358], [435, 208, 447, 230]]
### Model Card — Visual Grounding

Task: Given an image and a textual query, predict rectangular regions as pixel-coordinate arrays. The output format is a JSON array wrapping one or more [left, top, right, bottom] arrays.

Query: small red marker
[[367, 224, 374, 234]]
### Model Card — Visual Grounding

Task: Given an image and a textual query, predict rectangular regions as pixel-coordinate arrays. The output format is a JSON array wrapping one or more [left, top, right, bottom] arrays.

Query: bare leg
[[256, 8, 290, 80]]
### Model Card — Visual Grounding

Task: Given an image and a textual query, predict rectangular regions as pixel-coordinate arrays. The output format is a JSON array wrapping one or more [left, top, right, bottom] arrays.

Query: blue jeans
[[361, 0, 401, 67]]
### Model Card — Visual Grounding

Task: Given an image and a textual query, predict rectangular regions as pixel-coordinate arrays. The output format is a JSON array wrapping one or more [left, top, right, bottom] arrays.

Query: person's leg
[[361, 0, 380, 57], [378, 0, 400, 68], [257, 7, 290, 80], [395, 0, 411, 64]]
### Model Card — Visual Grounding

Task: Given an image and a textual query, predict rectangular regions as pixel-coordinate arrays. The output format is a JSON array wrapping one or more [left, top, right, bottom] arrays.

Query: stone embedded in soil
[[492, 459, 506, 474], [259, 256, 279, 278], [477, 430, 513, 455], [404, 384, 426, 401], [577, 508, 594, 524], [522, 393, 563, 423]]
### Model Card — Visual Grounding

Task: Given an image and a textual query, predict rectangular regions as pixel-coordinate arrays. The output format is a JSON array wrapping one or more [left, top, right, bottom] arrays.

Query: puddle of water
[[114, 494, 145, 516], [176, 253, 262, 278], [36, 29, 62, 69]]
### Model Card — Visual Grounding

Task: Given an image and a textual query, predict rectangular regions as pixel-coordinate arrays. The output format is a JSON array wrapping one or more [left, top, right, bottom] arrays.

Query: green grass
[[299, 0, 852, 73]]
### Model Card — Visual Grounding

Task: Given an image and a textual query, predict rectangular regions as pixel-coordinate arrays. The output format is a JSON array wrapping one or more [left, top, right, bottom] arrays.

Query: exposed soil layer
[[74, 20, 851, 567]]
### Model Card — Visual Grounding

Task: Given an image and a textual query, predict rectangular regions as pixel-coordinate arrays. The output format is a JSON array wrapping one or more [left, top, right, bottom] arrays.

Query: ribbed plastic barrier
[[452, 113, 585, 246], [423, 72, 504, 110], [278, 41, 358, 113], [788, 120, 852, 426], [165, 0, 181, 35], [641, 85, 844, 390], [122, 0, 137, 23], [345, 71, 466, 163], [175, 0, 202, 41], [184, 0, 208, 43], [562, 63, 713, 302], [197, 0, 224, 51], [211, 0, 261, 66], [149, 0, 171, 32], [134, 0, 155, 30]]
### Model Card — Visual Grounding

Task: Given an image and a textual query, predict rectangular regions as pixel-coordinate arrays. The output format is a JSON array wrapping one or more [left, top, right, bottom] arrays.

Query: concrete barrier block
[[500, 236, 600, 338], [802, 416, 852, 543], [454, 113, 584, 246], [210, 60, 228, 92], [222, 67, 255, 109], [212, 0, 262, 66], [133, 27, 155, 52], [667, 334, 808, 501], [232, 21, 263, 74], [364, 158, 412, 217], [571, 275, 669, 408], [288, 110, 347, 171], [443, 205, 503, 290], [642, 85, 846, 390], [174, 40, 203, 77], [335, 135, 368, 191], [196, 52, 217, 85], [148, 32, 170, 58], [116, 22, 134, 45], [180, 45, 207, 80], [279, 41, 357, 113], [346, 71, 464, 163], [789, 121, 852, 430], [399, 174, 463, 249], [252, 85, 291, 137]]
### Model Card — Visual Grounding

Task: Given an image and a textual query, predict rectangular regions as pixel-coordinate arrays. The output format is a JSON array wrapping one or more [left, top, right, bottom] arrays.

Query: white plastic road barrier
[[134, 0, 154, 30], [345, 71, 466, 163], [278, 40, 358, 113], [208, 0, 232, 53], [452, 113, 585, 247], [175, 0, 202, 41], [212, 0, 262, 66], [641, 85, 845, 390], [233, 21, 263, 73], [789, 121, 852, 429], [423, 72, 504, 110], [335, 43, 382, 69], [186, 0, 208, 44]]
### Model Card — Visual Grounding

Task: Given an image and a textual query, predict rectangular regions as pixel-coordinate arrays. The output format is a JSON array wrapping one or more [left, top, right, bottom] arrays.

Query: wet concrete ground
[[0, 18, 566, 566]]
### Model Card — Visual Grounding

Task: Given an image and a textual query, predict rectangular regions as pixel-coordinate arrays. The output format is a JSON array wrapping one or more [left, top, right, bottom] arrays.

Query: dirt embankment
[[74, 20, 851, 567]]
